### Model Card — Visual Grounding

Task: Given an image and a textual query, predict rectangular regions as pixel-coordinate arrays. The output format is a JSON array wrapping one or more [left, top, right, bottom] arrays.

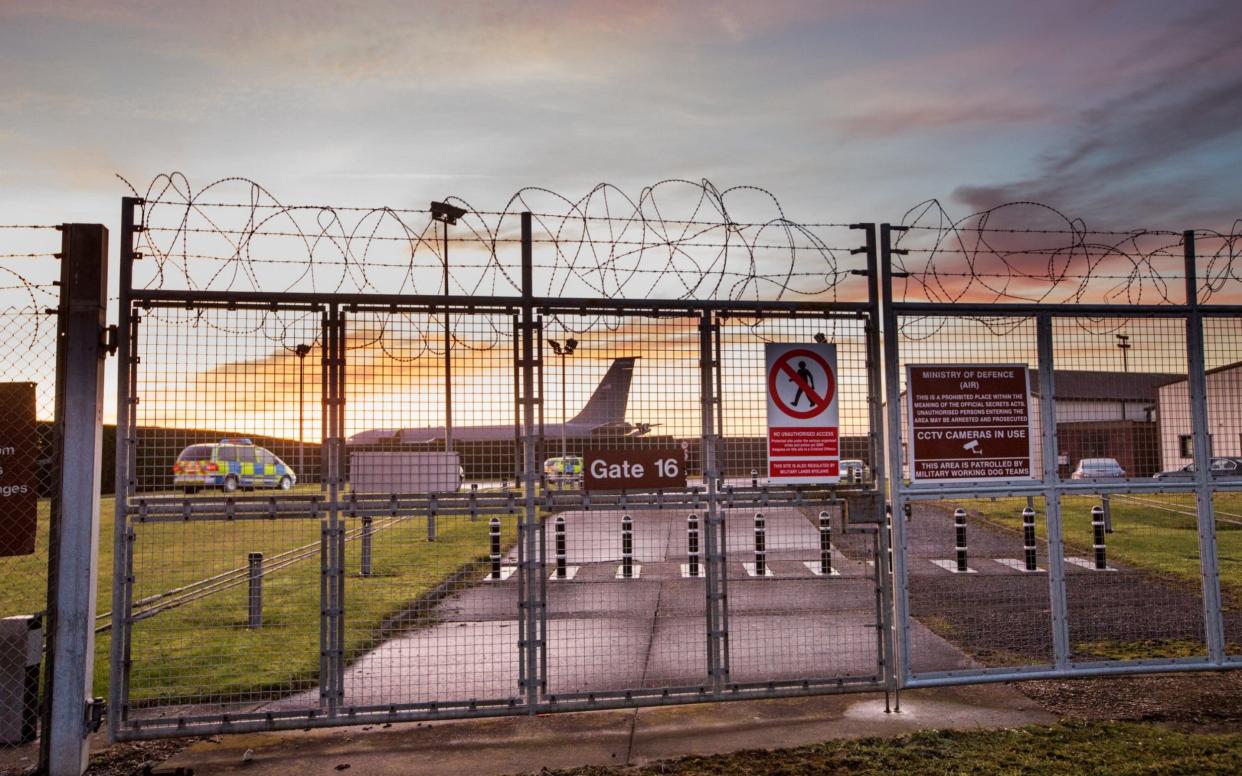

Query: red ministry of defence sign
[[765, 343, 840, 484], [907, 364, 1034, 481]]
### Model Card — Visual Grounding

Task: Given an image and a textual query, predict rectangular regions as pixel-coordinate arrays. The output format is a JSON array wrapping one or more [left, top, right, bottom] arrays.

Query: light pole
[[548, 338, 578, 458], [431, 201, 467, 454], [294, 343, 310, 482], [1115, 333, 1131, 421]]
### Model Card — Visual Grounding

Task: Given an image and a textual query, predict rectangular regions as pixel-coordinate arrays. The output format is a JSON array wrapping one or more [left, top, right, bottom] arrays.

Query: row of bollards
[[243, 508, 847, 629], [613, 510, 837, 578], [545, 511, 840, 580], [946, 501, 1110, 574]]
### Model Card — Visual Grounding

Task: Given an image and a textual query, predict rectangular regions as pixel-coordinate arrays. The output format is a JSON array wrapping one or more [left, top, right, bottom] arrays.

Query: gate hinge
[[101, 324, 119, 356], [86, 697, 106, 732]]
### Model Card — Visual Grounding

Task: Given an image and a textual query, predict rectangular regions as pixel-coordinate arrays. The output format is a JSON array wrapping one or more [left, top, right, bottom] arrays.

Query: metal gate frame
[[107, 203, 895, 739], [880, 224, 1238, 689], [529, 300, 892, 713], [106, 198, 1242, 740]]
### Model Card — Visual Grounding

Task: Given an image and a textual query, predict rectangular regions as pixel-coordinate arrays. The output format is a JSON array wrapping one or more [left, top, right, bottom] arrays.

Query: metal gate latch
[[101, 324, 119, 356], [86, 697, 107, 732]]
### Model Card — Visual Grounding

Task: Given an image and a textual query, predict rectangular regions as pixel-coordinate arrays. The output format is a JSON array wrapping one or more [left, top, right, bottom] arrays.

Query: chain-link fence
[[0, 226, 61, 771]]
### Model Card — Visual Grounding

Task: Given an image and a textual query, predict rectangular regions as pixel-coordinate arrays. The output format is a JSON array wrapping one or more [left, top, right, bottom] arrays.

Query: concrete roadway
[[267, 507, 971, 711]]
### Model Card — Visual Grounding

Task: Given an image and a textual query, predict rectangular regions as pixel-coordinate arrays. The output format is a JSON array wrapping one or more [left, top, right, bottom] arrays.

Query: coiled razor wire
[[118, 173, 1242, 347]]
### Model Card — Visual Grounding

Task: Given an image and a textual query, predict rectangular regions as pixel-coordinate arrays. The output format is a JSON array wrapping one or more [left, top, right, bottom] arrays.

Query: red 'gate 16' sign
[[765, 343, 839, 484]]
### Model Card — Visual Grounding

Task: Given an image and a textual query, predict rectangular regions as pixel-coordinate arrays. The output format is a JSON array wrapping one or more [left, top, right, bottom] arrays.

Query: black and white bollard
[[360, 515, 374, 578], [687, 513, 701, 577], [751, 468, 758, 488], [555, 515, 567, 579], [490, 517, 502, 580], [1022, 506, 1037, 571], [1092, 505, 1107, 570], [621, 514, 634, 578], [754, 512, 767, 577], [819, 510, 834, 575], [954, 508, 968, 573], [247, 552, 263, 629]]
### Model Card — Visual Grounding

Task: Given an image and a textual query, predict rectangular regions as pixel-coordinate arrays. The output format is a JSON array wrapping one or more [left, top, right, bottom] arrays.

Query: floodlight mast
[[430, 201, 466, 454], [294, 343, 311, 480], [548, 338, 579, 459]]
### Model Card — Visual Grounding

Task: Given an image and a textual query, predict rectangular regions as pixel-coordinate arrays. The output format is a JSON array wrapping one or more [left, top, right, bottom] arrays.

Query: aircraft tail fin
[[568, 357, 637, 428]]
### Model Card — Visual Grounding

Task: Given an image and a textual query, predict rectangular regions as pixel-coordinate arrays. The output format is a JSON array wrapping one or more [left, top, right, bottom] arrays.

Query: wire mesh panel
[[904, 496, 1055, 673], [1053, 317, 1206, 664], [1054, 318, 1187, 482], [892, 316, 1055, 675], [1212, 494, 1242, 659], [129, 306, 325, 497], [121, 305, 328, 724], [715, 315, 882, 688], [1058, 493, 1207, 663], [536, 312, 708, 698], [1202, 316, 1242, 659], [336, 309, 524, 710], [0, 228, 60, 761]]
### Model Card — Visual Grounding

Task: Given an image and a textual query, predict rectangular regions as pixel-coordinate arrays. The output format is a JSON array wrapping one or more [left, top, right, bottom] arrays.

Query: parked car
[[1153, 456, 1242, 480], [544, 455, 583, 484], [839, 459, 867, 484], [1070, 457, 1126, 479], [173, 438, 297, 493]]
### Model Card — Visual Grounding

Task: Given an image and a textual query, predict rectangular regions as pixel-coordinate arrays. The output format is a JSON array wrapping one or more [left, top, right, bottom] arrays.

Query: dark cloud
[[953, 6, 1242, 230]]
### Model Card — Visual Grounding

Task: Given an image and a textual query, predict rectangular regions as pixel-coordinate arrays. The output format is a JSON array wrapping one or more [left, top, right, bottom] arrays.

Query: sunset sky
[[2, 0, 1241, 232], [2, 1, 1241, 433]]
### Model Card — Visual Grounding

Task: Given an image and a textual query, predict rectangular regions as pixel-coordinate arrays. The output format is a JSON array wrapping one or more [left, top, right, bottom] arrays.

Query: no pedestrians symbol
[[768, 348, 835, 420], [764, 343, 840, 485]]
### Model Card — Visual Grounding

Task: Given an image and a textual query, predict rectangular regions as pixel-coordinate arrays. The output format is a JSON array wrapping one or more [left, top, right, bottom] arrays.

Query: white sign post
[[765, 343, 840, 484]]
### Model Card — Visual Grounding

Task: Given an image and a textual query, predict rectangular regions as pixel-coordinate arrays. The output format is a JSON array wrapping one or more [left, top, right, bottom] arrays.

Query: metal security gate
[[880, 219, 1239, 688], [108, 197, 892, 740], [106, 184, 1241, 743], [531, 304, 891, 709]]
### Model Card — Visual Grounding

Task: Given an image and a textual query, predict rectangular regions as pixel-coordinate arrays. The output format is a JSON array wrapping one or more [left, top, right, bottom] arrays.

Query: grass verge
[[536, 721, 1242, 775], [948, 493, 1242, 598], [1, 492, 517, 702]]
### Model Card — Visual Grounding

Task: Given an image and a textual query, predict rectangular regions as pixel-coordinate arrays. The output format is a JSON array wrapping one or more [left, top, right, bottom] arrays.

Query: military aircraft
[[348, 357, 657, 445]]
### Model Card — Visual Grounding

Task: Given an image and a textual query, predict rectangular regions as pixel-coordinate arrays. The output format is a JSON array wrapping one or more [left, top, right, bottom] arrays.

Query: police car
[[544, 455, 583, 484], [173, 438, 297, 493]]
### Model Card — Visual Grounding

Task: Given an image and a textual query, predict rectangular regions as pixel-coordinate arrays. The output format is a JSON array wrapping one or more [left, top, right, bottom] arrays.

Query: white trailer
[[349, 451, 462, 493]]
